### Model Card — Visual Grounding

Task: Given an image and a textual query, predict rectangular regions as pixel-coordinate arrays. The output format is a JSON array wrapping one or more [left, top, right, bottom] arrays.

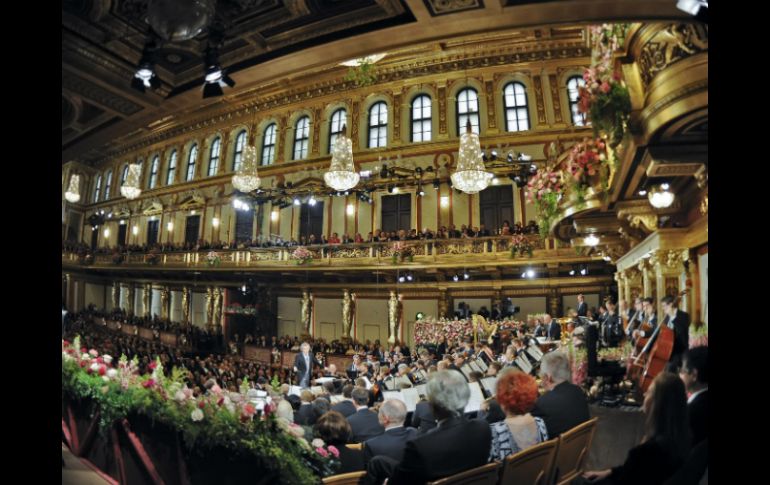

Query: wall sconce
[[103, 228, 110, 238], [346, 204, 355, 216], [440, 196, 450, 208], [271, 210, 279, 222], [212, 217, 220, 228], [167, 222, 174, 232], [132, 225, 139, 236]]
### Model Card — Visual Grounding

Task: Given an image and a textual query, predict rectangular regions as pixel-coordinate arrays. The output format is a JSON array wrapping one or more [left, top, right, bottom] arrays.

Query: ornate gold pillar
[[142, 283, 152, 317], [547, 288, 561, 317], [651, 249, 687, 317], [341, 289, 353, 340], [160, 286, 170, 320], [388, 290, 401, 344], [182, 286, 190, 324], [205, 287, 214, 327], [638, 259, 654, 301], [301, 290, 312, 336], [126, 284, 136, 316], [615, 272, 626, 305], [213, 287, 223, 328], [438, 289, 450, 319], [111, 281, 120, 310]]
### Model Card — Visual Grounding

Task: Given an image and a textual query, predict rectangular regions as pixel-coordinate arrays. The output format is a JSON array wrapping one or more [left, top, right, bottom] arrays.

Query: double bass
[[627, 290, 687, 394]]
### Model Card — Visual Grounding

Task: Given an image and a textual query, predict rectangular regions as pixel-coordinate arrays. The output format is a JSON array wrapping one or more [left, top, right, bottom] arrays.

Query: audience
[[363, 399, 417, 464], [331, 384, 357, 417], [314, 411, 365, 473], [347, 387, 385, 443], [531, 351, 590, 437], [679, 346, 708, 445]]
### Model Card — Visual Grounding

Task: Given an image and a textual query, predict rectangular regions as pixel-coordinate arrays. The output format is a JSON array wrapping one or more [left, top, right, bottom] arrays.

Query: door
[[117, 224, 128, 246], [185, 215, 201, 244], [381, 194, 412, 232], [479, 185, 514, 233], [235, 209, 254, 243], [146, 220, 159, 245], [299, 201, 325, 240]]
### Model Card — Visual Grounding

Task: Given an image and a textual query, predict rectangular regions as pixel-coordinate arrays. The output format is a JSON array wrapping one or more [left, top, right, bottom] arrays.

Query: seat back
[[551, 417, 598, 485], [322, 471, 366, 485], [346, 443, 363, 451], [500, 438, 559, 485], [427, 462, 502, 485]]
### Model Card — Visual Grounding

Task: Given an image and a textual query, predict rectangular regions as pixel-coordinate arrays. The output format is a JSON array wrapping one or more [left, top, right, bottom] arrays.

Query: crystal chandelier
[[232, 145, 261, 192], [64, 174, 81, 203], [648, 183, 675, 209], [451, 121, 492, 194], [324, 125, 360, 191], [120, 163, 143, 200]]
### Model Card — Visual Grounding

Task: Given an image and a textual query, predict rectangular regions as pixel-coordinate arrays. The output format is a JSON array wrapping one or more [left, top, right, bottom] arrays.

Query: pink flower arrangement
[[291, 246, 313, 265], [526, 170, 563, 204], [316, 447, 329, 458], [327, 445, 339, 458], [565, 138, 606, 185]]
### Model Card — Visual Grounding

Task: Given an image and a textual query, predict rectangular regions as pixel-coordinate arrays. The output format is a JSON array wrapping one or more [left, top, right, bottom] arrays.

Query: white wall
[[190, 291, 206, 327], [133, 289, 142, 316], [355, 298, 389, 344], [170, 290, 183, 322], [513, 296, 547, 319], [151, 289, 162, 318], [119, 286, 129, 310], [314, 298, 341, 340], [278, 296, 302, 337], [85, 283, 105, 310]]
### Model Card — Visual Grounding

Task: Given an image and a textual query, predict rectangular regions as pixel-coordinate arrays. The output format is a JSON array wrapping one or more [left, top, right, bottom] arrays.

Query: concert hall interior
[[62, 1, 708, 484]]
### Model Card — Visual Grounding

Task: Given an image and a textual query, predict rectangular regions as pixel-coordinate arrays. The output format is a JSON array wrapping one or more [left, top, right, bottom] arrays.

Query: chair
[[346, 443, 363, 451], [662, 439, 708, 485], [499, 438, 559, 485], [322, 471, 366, 485], [550, 417, 598, 485], [427, 462, 502, 485]]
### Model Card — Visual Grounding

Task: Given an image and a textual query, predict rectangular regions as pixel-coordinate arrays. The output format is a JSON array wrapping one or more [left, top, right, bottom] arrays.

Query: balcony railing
[[62, 235, 575, 269]]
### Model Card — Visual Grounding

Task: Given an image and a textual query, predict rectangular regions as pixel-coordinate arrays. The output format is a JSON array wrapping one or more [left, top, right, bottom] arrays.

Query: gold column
[[142, 283, 152, 317], [205, 287, 214, 328], [182, 286, 190, 324], [126, 284, 136, 316], [615, 272, 626, 305], [301, 290, 312, 337], [342, 289, 353, 340], [213, 287, 223, 328], [160, 286, 170, 320], [111, 281, 120, 310], [438, 289, 449, 319], [388, 290, 400, 344], [651, 249, 686, 317]]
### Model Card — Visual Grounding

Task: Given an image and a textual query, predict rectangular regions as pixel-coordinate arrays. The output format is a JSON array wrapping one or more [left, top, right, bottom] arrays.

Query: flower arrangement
[[62, 336, 320, 484], [206, 251, 221, 267], [564, 138, 609, 207], [689, 321, 708, 348], [391, 242, 415, 263], [307, 439, 342, 477], [291, 246, 313, 265], [567, 338, 588, 387], [578, 24, 632, 148], [526, 169, 564, 238], [344, 59, 377, 86], [510, 234, 534, 258]]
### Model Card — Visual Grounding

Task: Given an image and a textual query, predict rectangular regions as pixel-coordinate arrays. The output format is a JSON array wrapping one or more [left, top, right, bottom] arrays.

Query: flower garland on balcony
[[146, 248, 160, 265], [205, 251, 221, 267], [564, 138, 609, 208], [391, 241, 414, 263], [62, 336, 327, 483], [291, 246, 313, 265], [579, 24, 632, 148], [526, 169, 564, 238]]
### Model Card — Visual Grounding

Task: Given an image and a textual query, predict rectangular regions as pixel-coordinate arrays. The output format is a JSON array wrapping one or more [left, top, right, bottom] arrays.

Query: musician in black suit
[[625, 298, 645, 340], [680, 346, 708, 445], [576, 294, 588, 317], [409, 399, 436, 434], [632, 297, 658, 344], [533, 319, 547, 338], [602, 299, 622, 348], [660, 295, 690, 368], [544, 314, 561, 341], [293, 342, 323, 388], [331, 384, 358, 417], [363, 399, 417, 464], [532, 351, 590, 437], [347, 354, 361, 378], [346, 387, 384, 443], [367, 370, 492, 484]]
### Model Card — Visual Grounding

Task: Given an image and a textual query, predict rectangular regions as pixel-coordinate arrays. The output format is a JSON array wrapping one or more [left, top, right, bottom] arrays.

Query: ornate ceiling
[[62, 0, 688, 165]]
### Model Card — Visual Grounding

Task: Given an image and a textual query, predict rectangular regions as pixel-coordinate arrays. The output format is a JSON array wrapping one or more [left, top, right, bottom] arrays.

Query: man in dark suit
[[294, 390, 315, 426], [545, 314, 561, 341], [331, 384, 358, 417], [680, 346, 708, 445], [293, 342, 322, 388], [576, 294, 588, 317], [534, 319, 547, 338], [346, 387, 384, 443], [367, 369, 491, 484], [661, 295, 691, 368], [532, 351, 590, 437], [363, 399, 417, 464], [409, 398, 437, 434], [602, 299, 622, 348]]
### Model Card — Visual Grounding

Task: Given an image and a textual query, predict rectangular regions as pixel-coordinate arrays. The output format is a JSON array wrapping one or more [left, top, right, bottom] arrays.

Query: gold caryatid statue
[[212, 288, 222, 327], [342, 289, 354, 340], [301, 290, 312, 335], [160, 287, 170, 320], [472, 314, 498, 345], [205, 287, 214, 326], [388, 290, 401, 344], [182, 287, 190, 324]]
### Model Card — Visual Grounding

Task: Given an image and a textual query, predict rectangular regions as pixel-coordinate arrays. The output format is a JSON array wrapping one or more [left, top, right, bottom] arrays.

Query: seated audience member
[[582, 373, 691, 485], [314, 411, 365, 473], [363, 399, 417, 464], [478, 398, 505, 424], [410, 397, 437, 434], [488, 370, 548, 461], [294, 390, 315, 425], [331, 384, 357, 417], [531, 351, 590, 437], [679, 346, 709, 445], [346, 387, 385, 443], [368, 370, 492, 484]]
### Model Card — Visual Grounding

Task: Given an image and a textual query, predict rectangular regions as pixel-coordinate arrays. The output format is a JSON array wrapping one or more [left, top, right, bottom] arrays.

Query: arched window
[[293, 116, 310, 160], [503, 82, 530, 132], [207, 137, 221, 176], [232, 130, 247, 171], [166, 149, 177, 186], [411, 95, 432, 142], [121, 164, 129, 185], [103, 170, 113, 200], [567, 76, 588, 126], [185, 144, 198, 182], [328, 109, 347, 152], [368, 102, 388, 148], [148, 156, 160, 189], [261, 124, 277, 166], [93, 174, 102, 203], [457, 88, 480, 135]]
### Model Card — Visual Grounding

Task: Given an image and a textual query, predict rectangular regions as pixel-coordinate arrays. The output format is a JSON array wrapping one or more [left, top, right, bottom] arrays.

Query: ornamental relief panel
[[637, 23, 708, 89]]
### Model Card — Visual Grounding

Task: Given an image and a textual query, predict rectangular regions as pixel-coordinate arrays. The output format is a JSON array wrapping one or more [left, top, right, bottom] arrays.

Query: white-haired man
[[531, 351, 590, 437], [363, 399, 417, 464], [293, 342, 322, 388]]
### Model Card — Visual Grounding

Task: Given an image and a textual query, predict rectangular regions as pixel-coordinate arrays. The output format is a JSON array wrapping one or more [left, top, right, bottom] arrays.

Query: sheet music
[[289, 385, 303, 397], [515, 355, 533, 374], [315, 377, 335, 384], [459, 364, 473, 381], [480, 376, 498, 396], [475, 358, 489, 373], [382, 390, 405, 404], [415, 384, 428, 398], [310, 386, 323, 395], [401, 388, 421, 412], [468, 360, 482, 373], [396, 375, 413, 389], [464, 382, 485, 413], [382, 377, 395, 391]]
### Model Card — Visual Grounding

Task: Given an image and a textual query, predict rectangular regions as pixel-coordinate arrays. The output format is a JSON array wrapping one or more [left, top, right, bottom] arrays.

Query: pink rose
[[89, 349, 99, 357], [601, 82, 611, 93], [98, 365, 107, 376], [198, 401, 206, 409], [211, 384, 222, 395], [149, 362, 157, 370], [316, 447, 329, 458], [143, 379, 155, 388], [328, 445, 339, 458]]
